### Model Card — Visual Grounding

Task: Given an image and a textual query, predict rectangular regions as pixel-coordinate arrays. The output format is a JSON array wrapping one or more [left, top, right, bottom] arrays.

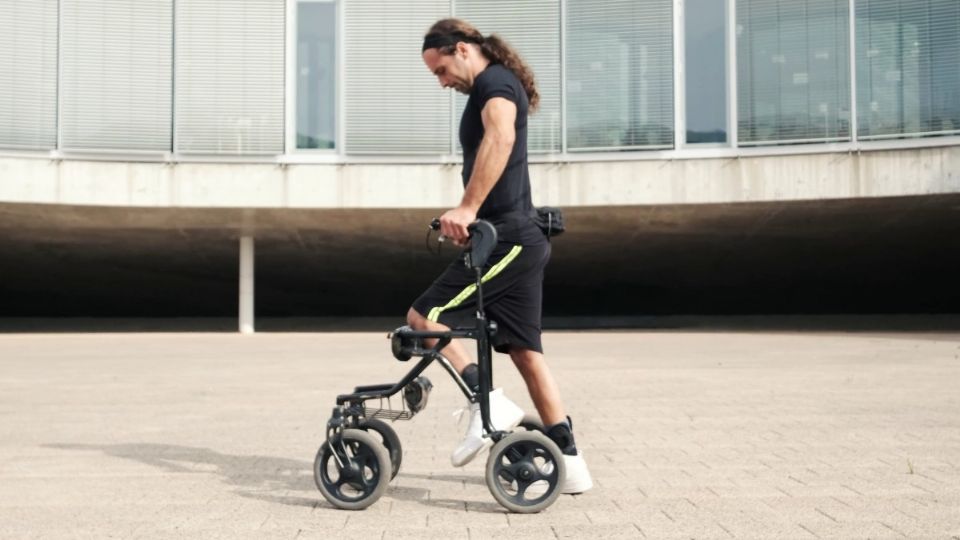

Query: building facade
[[1, 0, 959, 327]]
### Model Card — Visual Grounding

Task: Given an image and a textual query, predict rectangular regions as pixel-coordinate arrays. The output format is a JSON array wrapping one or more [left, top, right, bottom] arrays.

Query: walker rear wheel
[[485, 431, 565, 513], [358, 418, 403, 480]]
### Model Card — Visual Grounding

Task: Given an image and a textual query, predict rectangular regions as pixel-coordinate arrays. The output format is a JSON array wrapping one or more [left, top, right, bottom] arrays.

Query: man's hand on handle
[[439, 206, 477, 246]]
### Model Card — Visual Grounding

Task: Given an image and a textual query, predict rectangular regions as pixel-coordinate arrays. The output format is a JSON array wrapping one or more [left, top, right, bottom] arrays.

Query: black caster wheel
[[358, 418, 402, 480], [485, 431, 566, 513], [314, 429, 391, 510], [518, 413, 545, 433]]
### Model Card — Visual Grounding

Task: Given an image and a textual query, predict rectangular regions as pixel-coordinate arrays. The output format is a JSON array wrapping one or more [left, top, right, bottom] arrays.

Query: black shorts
[[411, 240, 551, 354]]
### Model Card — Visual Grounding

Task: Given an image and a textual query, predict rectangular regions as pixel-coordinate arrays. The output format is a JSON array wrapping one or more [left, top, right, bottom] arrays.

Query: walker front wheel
[[314, 429, 391, 510], [485, 431, 565, 513]]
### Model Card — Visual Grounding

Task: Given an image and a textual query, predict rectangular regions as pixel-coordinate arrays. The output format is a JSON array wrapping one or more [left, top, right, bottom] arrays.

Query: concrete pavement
[[1, 330, 959, 539]]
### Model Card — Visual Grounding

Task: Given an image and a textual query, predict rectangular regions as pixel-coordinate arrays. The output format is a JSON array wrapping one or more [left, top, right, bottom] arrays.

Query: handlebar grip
[[430, 219, 488, 238]]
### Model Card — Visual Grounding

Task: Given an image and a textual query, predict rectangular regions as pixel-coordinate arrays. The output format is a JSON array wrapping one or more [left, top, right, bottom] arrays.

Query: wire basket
[[362, 395, 413, 421]]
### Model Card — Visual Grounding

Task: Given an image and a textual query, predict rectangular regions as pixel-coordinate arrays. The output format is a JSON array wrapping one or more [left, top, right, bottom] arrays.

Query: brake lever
[[425, 218, 443, 256]]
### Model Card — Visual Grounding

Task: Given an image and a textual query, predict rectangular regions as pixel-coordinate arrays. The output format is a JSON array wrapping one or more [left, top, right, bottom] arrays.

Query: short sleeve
[[472, 66, 520, 110]]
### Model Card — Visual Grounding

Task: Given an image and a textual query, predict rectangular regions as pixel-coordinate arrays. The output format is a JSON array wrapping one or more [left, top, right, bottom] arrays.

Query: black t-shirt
[[460, 64, 544, 245]]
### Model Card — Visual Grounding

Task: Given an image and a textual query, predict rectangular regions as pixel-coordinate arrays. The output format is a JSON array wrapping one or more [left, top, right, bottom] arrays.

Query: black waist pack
[[531, 206, 565, 239]]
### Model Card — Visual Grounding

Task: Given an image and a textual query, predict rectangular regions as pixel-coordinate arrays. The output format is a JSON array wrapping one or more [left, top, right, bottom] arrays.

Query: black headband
[[422, 31, 481, 52]]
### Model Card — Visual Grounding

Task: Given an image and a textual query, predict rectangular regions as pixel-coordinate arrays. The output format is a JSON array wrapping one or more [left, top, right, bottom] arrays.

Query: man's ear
[[456, 41, 470, 59]]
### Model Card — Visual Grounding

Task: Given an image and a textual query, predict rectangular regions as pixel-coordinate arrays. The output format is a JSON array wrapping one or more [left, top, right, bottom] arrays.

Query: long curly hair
[[423, 18, 540, 113]]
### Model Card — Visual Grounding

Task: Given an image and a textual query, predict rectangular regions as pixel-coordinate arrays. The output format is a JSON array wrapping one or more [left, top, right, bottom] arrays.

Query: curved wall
[[2, 145, 959, 209]]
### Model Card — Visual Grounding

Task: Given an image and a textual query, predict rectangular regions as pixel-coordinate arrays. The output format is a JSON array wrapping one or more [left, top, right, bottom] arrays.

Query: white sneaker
[[451, 388, 525, 467], [561, 452, 593, 494]]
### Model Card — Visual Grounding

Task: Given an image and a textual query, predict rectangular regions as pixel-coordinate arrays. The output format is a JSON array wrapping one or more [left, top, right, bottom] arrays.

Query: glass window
[[566, 0, 674, 151], [685, 0, 728, 144], [297, 1, 336, 150], [856, 0, 960, 139], [737, 0, 851, 145]]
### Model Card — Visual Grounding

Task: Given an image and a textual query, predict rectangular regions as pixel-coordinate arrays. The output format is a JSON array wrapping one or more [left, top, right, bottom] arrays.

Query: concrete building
[[1, 0, 959, 330]]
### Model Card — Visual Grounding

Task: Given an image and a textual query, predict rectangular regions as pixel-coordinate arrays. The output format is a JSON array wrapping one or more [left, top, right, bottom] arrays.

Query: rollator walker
[[313, 219, 566, 513]]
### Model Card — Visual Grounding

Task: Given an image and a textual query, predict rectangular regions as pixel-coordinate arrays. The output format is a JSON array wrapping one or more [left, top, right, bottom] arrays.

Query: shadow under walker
[[313, 219, 567, 513]]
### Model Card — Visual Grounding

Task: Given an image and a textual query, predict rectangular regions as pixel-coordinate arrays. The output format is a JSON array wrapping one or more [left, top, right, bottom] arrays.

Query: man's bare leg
[[408, 308, 525, 467], [509, 347, 566, 426], [406, 308, 472, 373], [510, 346, 592, 493]]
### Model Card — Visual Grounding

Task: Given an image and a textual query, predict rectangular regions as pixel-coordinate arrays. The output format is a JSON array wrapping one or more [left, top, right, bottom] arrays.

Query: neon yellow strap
[[427, 245, 523, 322]]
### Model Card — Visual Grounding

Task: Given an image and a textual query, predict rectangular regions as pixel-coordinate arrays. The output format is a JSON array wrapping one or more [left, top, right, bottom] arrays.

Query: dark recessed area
[[1, 195, 959, 326]]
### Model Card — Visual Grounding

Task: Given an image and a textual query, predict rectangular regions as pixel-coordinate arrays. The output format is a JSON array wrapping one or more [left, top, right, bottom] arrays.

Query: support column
[[239, 236, 255, 334]]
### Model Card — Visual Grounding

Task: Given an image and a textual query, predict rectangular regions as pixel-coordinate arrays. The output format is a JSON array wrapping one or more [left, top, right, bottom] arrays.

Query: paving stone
[[1, 331, 959, 538]]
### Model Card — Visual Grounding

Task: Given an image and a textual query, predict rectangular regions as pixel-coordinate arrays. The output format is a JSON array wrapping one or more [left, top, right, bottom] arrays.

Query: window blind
[[60, 0, 172, 152], [856, 0, 960, 139], [0, 0, 58, 150], [567, 0, 674, 150], [455, 0, 562, 153], [175, 0, 285, 155], [737, 0, 851, 144], [343, 0, 450, 154]]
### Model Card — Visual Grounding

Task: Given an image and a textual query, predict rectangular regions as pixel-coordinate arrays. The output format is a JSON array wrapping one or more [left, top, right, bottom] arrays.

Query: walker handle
[[428, 218, 490, 239], [428, 218, 497, 269]]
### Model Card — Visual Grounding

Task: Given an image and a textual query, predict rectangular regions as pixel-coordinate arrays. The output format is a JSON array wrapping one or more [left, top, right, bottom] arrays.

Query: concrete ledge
[[2, 145, 959, 208]]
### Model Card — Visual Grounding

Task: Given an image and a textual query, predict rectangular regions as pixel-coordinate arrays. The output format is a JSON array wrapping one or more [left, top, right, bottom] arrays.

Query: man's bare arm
[[439, 97, 517, 243]]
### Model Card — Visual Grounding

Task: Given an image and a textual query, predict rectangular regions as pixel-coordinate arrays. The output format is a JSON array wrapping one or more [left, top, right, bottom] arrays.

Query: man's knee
[[406, 307, 427, 329], [509, 347, 543, 368]]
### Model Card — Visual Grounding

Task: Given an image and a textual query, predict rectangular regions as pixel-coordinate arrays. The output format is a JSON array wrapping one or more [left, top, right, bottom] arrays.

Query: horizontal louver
[[856, 0, 960, 139], [175, 0, 285, 155], [60, 0, 172, 152], [737, 0, 851, 145], [567, 0, 674, 150], [0, 0, 58, 150], [454, 0, 562, 153], [344, 0, 450, 154]]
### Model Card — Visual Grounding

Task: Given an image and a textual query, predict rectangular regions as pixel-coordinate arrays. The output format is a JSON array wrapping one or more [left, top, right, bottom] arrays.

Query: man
[[408, 18, 591, 494]]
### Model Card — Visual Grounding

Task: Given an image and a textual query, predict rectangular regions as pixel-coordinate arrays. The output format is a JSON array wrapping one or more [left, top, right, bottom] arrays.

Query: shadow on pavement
[[45, 442, 320, 508], [43, 442, 504, 512], [398, 472, 486, 487]]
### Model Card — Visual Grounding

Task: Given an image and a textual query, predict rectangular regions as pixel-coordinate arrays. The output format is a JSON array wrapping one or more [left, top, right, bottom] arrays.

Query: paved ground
[[1, 330, 959, 539]]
